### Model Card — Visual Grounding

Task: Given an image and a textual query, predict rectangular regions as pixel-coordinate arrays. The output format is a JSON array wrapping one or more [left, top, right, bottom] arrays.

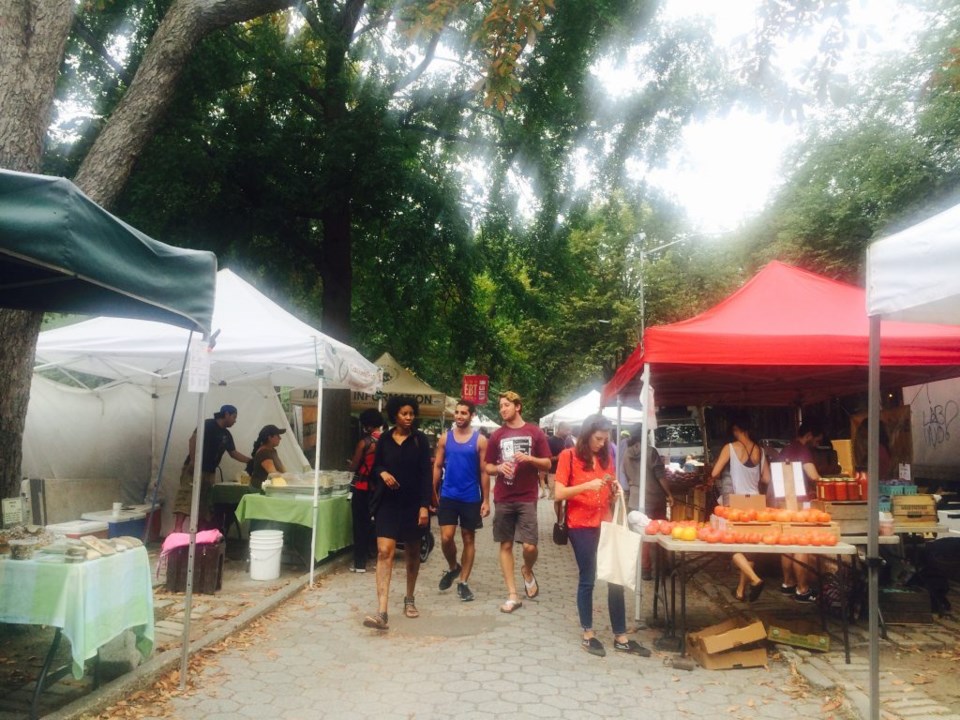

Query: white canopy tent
[[471, 412, 500, 431], [865, 203, 960, 720], [33, 268, 381, 584], [538, 389, 645, 429]]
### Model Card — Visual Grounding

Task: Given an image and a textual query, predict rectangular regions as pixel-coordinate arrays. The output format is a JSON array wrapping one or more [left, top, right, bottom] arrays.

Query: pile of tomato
[[642, 513, 840, 546], [713, 506, 832, 524]]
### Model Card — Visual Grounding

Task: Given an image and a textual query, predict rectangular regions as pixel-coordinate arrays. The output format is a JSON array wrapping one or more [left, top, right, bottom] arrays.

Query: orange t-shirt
[[555, 448, 615, 529]]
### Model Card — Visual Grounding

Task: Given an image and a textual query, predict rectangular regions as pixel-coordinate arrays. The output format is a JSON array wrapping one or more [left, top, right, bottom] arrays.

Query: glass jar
[[817, 479, 836, 501], [845, 479, 861, 501], [835, 480, 849, 501]]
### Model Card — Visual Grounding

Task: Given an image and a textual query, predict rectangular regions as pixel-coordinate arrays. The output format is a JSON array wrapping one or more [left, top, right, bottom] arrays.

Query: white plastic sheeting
[[23, 376, 308, 534]]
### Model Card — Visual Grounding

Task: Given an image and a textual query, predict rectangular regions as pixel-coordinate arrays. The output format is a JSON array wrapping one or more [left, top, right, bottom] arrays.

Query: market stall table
[[0, 546, 154, 719], [210, 483, 259, 538], [649, 535, 858, 662], [234, 493, 351, 566]]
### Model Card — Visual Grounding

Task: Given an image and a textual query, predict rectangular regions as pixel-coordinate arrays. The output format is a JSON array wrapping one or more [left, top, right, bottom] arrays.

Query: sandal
[[403, 596, 420, 618], [499, 597, 523, 613], [522, 569, 539, 599], [362, 612, 388, 630]]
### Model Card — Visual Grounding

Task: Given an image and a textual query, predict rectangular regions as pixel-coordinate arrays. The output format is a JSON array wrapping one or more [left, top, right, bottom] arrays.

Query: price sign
[[461, 374, 488, 404], [188, 342, 211, 393]]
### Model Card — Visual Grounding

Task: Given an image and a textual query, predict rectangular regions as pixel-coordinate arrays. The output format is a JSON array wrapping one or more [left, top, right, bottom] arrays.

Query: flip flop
[[748, 579, 766, 603], [522, 570, 539, 599], [500, 598, 523, 613]]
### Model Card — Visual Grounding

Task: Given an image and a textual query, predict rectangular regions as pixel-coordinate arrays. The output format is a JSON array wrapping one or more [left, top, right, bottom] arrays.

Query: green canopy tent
[[0, 167, 217, 692], [0, 168, 215, 332]]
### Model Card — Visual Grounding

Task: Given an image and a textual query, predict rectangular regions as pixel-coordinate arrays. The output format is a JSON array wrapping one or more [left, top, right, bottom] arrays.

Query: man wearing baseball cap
[[174, 404, 252, 532]]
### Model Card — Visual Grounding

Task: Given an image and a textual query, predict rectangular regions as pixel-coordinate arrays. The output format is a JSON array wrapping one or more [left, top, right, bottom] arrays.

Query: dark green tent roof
[[0, 169, 215, 333]]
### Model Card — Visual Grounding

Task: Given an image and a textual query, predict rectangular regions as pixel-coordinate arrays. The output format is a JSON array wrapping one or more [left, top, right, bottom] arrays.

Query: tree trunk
[[74, 0, 295, 207], [0, 0, 294, 499], [0, 1, 75, 499]]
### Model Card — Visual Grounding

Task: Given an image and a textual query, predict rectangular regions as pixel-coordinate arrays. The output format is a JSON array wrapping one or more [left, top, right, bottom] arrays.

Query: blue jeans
[[568, 526, 626, 635]]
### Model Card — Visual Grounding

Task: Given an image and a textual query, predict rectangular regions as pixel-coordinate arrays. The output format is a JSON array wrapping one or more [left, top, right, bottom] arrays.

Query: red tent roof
[[602, 261, 960, 406]]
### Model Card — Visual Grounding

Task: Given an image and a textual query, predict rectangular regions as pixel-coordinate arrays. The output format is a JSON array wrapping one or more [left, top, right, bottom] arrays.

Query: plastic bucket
[[249, 529, 283, 580]]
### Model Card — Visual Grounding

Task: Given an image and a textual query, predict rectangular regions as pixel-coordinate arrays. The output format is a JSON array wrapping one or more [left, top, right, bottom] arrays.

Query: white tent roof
[[538, 389, 645, 428], [867, 203, 960, 324], [471, 412, 500, 430], [34, 269, 380, 392], [290, 351, 451, 418]]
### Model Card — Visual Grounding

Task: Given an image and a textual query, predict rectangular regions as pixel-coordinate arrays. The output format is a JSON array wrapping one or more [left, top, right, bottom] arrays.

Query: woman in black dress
[[363, 396, 432, 630]]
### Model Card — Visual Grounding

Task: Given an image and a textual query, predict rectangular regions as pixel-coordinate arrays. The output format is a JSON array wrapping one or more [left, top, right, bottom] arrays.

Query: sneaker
[[795, 589, 817, 603], [779, 584, 797, 595], [350, 567, 366, 573], [613, 639, 652, 657], [457, 582, 474, 602], [439, 564, 461, 591], [581, 637, 606, 657]]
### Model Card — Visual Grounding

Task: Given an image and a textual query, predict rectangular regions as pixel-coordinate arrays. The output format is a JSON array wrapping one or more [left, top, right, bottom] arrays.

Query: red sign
[[461, 374, 489, 404]]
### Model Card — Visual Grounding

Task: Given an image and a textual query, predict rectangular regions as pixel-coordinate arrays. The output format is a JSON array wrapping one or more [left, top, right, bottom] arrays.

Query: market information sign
[[461, 374, 488, 404], [188, 343, 212, 393]]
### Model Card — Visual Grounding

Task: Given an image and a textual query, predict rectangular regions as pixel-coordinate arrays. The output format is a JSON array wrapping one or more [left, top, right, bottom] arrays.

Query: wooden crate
[[812, 500, 868, 534], [779, 521, 841, 540], [892, 494, 937, 525]]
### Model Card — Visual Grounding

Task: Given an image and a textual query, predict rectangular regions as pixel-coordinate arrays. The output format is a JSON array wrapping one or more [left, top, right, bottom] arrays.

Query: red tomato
[[743, 509, 758, 522], [777, 535, 793, 545], [644, 521, 660, 535], [720, 531, 736, 544], [727, 509, 744, 522], [761, 533, 779, 545], [705, 530, 722, 543], [823, 534, 838, 546], [659, 521, 674, 535]]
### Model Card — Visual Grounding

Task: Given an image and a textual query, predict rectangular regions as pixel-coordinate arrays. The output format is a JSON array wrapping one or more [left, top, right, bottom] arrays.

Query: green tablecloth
[[235, 494, 352, 561], [0, 546, 155, 678]]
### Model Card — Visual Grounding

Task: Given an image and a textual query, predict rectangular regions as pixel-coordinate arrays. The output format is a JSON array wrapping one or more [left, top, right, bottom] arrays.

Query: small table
[[651, 536, 858, 662], [209, 483, 259, 538], [0, 546, 155, 719], [235, 494, 352, 565]]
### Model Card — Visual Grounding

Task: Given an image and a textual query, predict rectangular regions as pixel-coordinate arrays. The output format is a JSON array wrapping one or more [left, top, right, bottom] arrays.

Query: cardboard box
[[686, 618, 768, 670], [831, 439, 853, 476], [714, 518, 781, 536], [766, 620, 830, 652]]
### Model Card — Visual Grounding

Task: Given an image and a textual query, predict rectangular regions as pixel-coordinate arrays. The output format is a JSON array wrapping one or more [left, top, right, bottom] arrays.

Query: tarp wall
[[23, 376, 308, 534]]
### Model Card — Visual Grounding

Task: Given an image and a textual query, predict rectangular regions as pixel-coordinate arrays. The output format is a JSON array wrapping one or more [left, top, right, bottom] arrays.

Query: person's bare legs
[[794, 553, 811, 594], [375, 537, 396, 614], [174, 513, 187, 533], [440, 524, 459, 572], [499, 540, 518, 600], [781, 554, 797, 589], [732, 554, 762, 600], [404, 538, 421, 601], [521, 542, 538, 592], [459, 528, 476, 582]]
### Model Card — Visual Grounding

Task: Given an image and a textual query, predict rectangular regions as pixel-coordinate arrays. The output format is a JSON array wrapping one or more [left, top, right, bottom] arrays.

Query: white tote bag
[[596, 492, 642, 592]]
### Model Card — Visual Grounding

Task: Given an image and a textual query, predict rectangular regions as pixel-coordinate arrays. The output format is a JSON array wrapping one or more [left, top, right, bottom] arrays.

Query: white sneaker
[[350, 567, 366, 573]]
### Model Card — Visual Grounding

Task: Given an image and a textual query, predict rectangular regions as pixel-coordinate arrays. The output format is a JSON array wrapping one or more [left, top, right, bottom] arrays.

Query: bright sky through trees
[[647, 0, 926, 234]]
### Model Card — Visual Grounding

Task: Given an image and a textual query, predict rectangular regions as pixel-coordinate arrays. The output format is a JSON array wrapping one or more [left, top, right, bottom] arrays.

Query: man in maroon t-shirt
[[484, 391, 551, 614]]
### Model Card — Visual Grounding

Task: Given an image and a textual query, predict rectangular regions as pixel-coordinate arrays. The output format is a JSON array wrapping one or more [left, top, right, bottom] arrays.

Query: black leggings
[[351, 488, 374, 569]]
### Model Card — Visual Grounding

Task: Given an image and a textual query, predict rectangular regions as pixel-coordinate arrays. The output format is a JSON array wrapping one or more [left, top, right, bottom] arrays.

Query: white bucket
[[249, 530, 283, 580]]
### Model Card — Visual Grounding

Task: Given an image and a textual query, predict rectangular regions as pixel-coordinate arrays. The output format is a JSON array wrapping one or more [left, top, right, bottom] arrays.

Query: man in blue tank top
[[432, 399, 489, 601]]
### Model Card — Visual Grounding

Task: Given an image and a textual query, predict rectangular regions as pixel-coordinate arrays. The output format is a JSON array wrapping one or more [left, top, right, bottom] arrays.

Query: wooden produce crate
[[778, 521, 841, 540], [812, 500, 868, 534], [892, 494, 937, 525]]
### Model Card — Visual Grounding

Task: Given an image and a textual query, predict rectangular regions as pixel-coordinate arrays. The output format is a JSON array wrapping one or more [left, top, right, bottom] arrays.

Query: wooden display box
[[729, 494, 767, 510], [166, 540, 225, 594], [713, 518, 781, 536], [812, 500, 868, 534], [779, 521, 841, 540], [765, 619, 830, 652], [892, 495, 937, 525], [685, 618, 768, 670]]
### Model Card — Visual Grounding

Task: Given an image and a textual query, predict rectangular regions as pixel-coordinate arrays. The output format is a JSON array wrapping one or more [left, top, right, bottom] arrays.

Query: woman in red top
[[555, 414, 651, 658], [348, 409, 384, 572]]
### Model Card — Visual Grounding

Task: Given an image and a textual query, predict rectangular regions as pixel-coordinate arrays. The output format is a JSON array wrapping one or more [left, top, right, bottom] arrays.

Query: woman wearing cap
[[555, 414, 652, 658], [248, 424, 287, 490]]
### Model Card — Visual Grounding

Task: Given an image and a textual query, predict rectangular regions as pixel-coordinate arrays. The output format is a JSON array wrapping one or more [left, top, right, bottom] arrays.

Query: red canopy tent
[[602, 261, 960, 407]]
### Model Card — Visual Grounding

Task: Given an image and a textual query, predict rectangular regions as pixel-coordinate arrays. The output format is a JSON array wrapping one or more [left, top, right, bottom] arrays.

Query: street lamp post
[[638, 236, 685, 344]]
